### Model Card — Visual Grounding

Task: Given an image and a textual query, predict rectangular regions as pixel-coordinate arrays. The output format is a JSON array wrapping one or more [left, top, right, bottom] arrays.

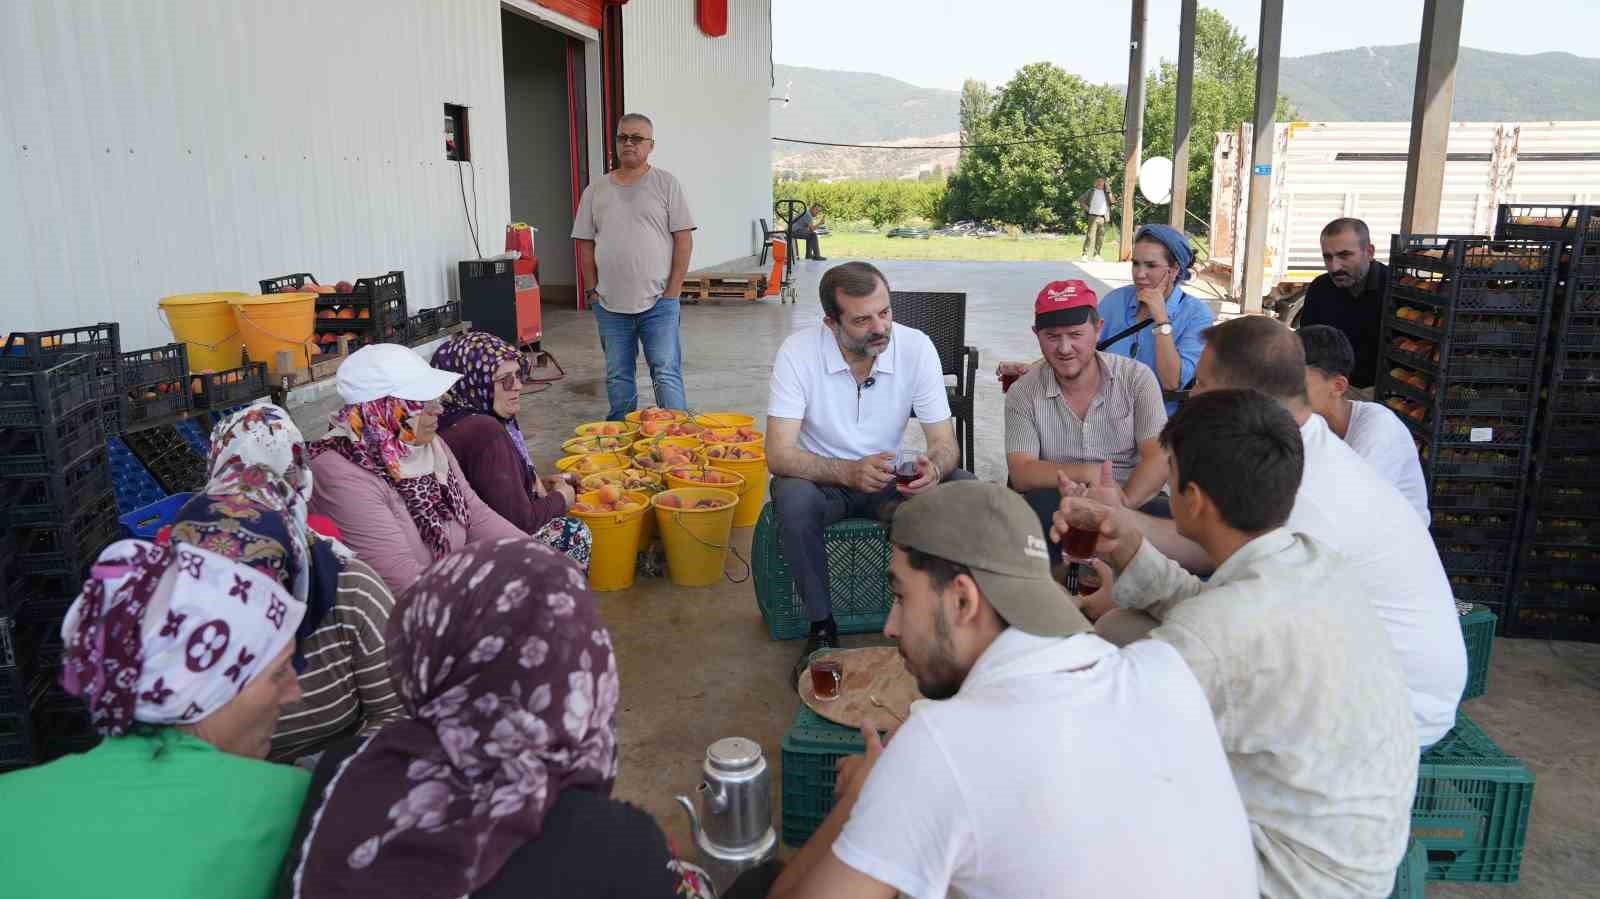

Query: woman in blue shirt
[[1097, 225, 1213, 411]]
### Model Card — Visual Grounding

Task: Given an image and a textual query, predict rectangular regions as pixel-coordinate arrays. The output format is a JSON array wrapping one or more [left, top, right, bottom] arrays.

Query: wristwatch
[[1154, 322, 1174, 336], [585, 287, 600, 302]]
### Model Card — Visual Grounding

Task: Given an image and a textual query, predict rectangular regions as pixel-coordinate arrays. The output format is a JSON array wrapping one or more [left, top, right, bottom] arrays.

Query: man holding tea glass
[[1003, 279, 1170, 566], [767, 262, 973, 672]]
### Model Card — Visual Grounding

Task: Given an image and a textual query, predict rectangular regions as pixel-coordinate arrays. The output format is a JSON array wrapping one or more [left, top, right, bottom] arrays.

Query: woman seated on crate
[[277, 537, 714, 899], [305, 344, 528, 595], [428, 331, 592, 568], [0, 539, 309, 899], [166, 404, 407, 763]]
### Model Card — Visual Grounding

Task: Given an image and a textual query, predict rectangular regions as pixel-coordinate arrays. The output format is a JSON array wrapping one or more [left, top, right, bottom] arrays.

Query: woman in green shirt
[[0, 539, 310, 899]]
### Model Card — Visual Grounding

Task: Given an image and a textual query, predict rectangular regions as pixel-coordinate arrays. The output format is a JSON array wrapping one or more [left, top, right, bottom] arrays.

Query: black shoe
[[809, 256, 827, 261], [791, 628, 839, 687]]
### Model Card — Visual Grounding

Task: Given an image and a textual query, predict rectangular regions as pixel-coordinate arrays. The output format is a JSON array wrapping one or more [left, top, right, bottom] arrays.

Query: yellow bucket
[[694, 411, 756, 429], [707, 446, 769, 528], [158, 292, 247, 372], [652, 487, 740, 587], [574, 420, 639, 439], [631, 444, 705, 472], [562, 434, 636, 455], [556, 452, 629, 475], [227, 293, 317, 374], [638, 419, 706, 440], [625, 408, 689, 426], [567, 489, 650, 591], [664, 465, 748, 499], [658, 435, 705, 453], [702, 426, 764, 448]]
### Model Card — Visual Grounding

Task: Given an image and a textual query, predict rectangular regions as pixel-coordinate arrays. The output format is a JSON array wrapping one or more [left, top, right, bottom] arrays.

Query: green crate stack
[[1413, 712, 1534, 883], [1388, 839, 1427, 898], [780, 705, 882, 846], [1458, 603, 1496, 701], [753, 504, 894, 641]]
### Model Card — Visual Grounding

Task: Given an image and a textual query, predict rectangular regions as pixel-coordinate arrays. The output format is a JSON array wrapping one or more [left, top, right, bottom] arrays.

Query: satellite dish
[[1138, 156, 1174, 205]]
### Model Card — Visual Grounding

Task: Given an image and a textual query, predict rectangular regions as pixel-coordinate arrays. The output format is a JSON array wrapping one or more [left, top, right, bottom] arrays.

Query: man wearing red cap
[[1004, 280, 1169, 565]]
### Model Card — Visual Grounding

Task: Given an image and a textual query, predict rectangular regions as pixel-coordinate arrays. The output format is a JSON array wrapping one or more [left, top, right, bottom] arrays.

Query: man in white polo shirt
[[768, 481, 1257, 899], [768, 261, 972, 667]]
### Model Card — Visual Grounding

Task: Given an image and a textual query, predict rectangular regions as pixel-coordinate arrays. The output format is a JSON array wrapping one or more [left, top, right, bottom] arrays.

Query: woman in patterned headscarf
[[284, 538, 710, 899], [0, 540, 309, 899], [430, 331, 591, 569], [169, 403, 406, 762], [305, 344, 525, 595]]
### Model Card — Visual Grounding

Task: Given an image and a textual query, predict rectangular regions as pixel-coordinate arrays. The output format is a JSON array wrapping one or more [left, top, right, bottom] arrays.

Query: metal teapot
[[675, 737, 778, 892]]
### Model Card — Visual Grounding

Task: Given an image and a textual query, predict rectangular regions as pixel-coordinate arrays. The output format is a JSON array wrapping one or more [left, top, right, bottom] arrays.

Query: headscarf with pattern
[[59, 539, 306, 736], [291, 537, 618, 898], [306, 396, 469, 560], [430, 331, 536, 474]]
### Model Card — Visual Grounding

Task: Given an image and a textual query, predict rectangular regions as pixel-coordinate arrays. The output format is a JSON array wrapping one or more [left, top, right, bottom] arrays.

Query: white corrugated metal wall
[[621, 0, 773, 269], [1, 0, 513, 349]]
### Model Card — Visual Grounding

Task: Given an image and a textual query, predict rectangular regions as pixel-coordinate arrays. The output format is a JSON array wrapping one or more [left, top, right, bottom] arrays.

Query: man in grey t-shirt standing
[[572, 113, 696, 419]]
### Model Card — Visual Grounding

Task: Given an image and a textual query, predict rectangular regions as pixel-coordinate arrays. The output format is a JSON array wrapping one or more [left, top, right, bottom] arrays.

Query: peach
[[597, 484, 622, 505]]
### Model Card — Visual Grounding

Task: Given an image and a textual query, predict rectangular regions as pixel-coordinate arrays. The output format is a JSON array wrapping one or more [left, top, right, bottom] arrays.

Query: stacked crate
[[119, 343, 191, 433], [1376, 235, 1560, 624], [1495, 205, 1600, 641], [0, 348, 119, 765], [2, 323, 124, 438], [261, 271, 408, 357]]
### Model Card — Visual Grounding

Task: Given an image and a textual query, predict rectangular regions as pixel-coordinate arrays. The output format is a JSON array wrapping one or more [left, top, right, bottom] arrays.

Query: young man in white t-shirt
[[767, 262, 972, 675], [768, 481, 1256, 899], [1299, 324, 1430, 523], [1077, 316, 1466, 747]]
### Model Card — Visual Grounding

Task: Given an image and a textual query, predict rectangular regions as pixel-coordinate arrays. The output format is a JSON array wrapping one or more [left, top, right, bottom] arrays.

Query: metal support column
[[1169, 0, 1196, 229], [1400, 0, 1466, 236], [1238, 0, 1284, 313], [1120, 0, 1147, 261]]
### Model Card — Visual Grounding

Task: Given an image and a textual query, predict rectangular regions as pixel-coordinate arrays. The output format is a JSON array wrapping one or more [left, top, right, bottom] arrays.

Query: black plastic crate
[[437, 300, 463, 329], [1542, 414, 1600, 452], [1437, 541, 1516, 576], [1392, 234, 1559, 279], [124, 385, 190, 432], [1542, 448, 1600, 482], [1442, 382, 1536, 415], [1431, 511, 1519, 542], [1438, 415, 1529, 447], [1517, 545, 1600, 581], [0, 353, 100, 429], [121, 425, 209, 495], [0, 446, 114, 528], [189, 363, 268, 411], [15, 592, 74, 635], [1536, 483, 1600, 515], [1433, 479, 1524, 514], [259, 272, 318, 293], [1448, 314, 1544, 349], [1429, 447, 1529, 481], [13, 496, 120, 577], [1528, 511, 1600, 546], [1, 323, 121, 370], [1495, 204, 1598, 244], [1510, 603, 1600, 642], [120, 343, 189, 388], [30, 687, 98, 761], [1552, 385, 1600, 414], [0, 402, 105, 477], [1448, 574, 1512, 612], [1445, 348, 1540, 382], [403, 309, 441, 344]]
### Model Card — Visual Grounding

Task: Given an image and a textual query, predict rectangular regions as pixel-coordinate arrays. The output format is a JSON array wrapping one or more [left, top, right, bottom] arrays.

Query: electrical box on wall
[[444, 104, 470, 161]]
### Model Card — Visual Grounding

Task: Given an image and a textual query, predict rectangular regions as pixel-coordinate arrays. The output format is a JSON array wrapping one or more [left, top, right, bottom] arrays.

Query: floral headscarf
[[431, 331, 536, 474], [60, 540, 306, 736], [307, 396, 469, 560], [292, 537, 617, 898]]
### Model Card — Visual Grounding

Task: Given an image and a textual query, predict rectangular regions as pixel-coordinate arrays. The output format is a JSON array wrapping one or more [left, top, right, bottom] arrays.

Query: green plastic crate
[[1413, 712, 1534, 883], [753, 504, 893, 641], [1388, 839, 1427, 898], [780, 705, 871, 846], [1459, 603, 1496, 701]]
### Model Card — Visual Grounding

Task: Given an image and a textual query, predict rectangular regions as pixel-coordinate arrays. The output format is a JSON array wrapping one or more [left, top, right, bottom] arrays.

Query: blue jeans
[[592, 297, 687, 420]]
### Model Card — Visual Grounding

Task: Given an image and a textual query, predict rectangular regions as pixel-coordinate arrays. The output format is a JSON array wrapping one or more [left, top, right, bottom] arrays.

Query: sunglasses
[[615, 133, 653, 145], [495, 372, 523, 392]]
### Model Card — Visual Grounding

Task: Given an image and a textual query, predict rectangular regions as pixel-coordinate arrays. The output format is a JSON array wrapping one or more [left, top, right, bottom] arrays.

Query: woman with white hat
[[305, 344, 526, 594]]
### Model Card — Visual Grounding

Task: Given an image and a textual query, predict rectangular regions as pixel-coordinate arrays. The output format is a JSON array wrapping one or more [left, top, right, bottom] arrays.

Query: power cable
[[771, 128, 1126, 151]]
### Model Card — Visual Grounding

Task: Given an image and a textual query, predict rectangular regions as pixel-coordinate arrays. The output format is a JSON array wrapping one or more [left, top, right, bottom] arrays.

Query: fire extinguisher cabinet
[[458, 259, 520, 347]]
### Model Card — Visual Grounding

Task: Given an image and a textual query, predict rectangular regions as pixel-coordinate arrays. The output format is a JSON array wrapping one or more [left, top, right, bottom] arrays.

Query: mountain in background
[[773, 47, 1600, 179], [1279, 45, 1600, 121]]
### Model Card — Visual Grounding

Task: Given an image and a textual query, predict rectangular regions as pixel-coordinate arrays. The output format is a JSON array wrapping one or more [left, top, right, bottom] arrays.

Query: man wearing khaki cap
[[769, 481, 1256, 899]]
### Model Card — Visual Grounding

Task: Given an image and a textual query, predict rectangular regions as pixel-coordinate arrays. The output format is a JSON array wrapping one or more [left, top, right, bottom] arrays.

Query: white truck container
[[1208, 120, 1600, 311]]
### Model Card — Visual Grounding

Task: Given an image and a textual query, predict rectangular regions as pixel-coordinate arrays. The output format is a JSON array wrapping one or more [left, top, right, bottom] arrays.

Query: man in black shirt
[[1299, 217, 1389, 391]]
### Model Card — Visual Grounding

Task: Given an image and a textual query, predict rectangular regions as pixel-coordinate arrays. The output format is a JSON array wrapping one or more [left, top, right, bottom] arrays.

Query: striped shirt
[[269, 557, 405, 762], [1003, 352, 1167, 483]]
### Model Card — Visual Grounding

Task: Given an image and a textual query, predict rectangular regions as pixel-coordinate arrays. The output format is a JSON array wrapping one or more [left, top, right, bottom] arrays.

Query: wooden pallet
[[680, 272, 769, 302]]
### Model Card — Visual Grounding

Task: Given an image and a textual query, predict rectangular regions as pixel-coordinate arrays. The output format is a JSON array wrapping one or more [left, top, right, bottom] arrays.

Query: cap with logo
[[1033, 279, 1100, 330], [890, 480, 1092, 638], [335, 343, 462, 405]]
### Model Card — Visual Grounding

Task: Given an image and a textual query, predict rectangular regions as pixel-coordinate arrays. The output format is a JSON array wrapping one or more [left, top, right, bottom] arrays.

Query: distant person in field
[[1299, 324, 1430, 525], [572, 112, 696, 419], [1300, 217, 1389, 393], [790, 203, 827, 261], [1077, 177, 1116, 261]]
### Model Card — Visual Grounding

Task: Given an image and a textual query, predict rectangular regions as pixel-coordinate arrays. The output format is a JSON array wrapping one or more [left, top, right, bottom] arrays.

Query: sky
[[771, 0, 1600, 92]]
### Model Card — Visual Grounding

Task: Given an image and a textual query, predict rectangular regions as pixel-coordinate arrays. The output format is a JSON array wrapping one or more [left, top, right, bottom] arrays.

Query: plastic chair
[[758, 218, 787, 266], [889, 291, 978, 472]]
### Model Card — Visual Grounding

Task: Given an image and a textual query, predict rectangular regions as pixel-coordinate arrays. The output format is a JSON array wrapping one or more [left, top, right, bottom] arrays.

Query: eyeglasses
[[495, 372, 523, 392], [615, 133, 653, 145]]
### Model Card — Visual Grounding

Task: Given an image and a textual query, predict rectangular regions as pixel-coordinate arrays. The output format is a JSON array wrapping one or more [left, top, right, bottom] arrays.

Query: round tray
[[795, 645, 919, 730]]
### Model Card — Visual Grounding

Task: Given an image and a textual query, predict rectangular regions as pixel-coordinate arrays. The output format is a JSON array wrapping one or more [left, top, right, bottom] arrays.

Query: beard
[[841, 325, 890, 359], [903, 602, 966, 700]]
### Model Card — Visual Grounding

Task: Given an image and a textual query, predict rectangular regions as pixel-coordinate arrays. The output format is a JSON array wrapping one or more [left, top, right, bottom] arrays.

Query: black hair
[[1298, 325, 1355, 378], [1321, 217, 1371, 247], [1200, 316, 1311, 402], [819, 261, 889, 322], [1159, 388, 1303, 533], [897, 545, 1010, 628]]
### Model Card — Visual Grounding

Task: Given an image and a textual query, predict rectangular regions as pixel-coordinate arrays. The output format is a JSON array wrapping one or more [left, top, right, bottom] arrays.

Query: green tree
[[958, 79, 992, 157]]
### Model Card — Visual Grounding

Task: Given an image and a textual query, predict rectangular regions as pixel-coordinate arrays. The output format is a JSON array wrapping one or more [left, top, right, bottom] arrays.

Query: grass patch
[[820, 232, 1123, 262]]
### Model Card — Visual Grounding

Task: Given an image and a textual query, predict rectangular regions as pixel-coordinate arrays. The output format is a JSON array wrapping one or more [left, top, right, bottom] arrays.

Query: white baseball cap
[[335, 343, 462, 404]]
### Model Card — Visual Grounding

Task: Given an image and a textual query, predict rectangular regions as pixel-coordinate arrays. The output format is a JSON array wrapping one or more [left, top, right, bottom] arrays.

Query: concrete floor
[[508, 257, 1600, 897]]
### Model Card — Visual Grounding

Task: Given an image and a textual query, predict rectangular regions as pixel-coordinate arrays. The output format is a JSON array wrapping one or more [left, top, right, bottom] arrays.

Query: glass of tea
[[808, 651, 844, 702], [894, 450, 921, 488]]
